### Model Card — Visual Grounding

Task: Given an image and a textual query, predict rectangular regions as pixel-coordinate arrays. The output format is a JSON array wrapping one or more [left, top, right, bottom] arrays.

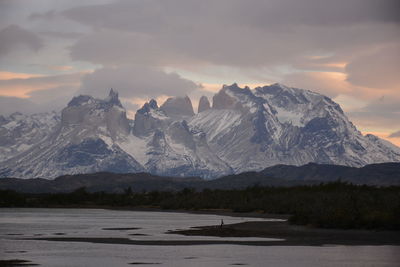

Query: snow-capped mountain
[[122, 96, 232, 178], [1, 83, 399, 179], [0, 90, 143, 178], [190, 83, 400, 173], [0, 112, 60, 162]]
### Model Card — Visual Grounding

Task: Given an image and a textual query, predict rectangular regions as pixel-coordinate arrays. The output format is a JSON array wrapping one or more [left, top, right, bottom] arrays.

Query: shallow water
[[0, 208, 399, 266]]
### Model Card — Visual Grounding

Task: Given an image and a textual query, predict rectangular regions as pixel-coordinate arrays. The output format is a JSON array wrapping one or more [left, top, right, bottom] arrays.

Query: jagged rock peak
[[149, 99, 158, 109], [137, 99, 158, 114], [212, 84, 242, 109], [67, 95, 94, 107], [107, 88, 123, 108], [67, 88, 123, 108], [222, 82, 239, 89], [160, 95, 195, 117], [198, 96, 211, 113]]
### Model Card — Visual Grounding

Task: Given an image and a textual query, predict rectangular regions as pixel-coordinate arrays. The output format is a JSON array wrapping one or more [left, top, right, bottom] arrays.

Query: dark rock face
[[133, 99, 166, 136], [62, 89, 130, 138], [198, 96, 211, 113], [212, 88, 237, 109], [160, 96, 195, 117], [107, 88, 123, 108], [54, 138, 144, 174], [67, 95, 93, 107], [56, 139, 112, 167]]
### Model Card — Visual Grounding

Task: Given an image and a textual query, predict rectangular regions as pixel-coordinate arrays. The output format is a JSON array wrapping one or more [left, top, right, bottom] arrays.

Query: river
[[0, 208, 398, 266]]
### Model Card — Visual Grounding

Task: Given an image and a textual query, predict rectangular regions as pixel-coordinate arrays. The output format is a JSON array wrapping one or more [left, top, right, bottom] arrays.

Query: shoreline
[[1, 206, 290, 220], [167, 220, 400, 246], [6, 207, 398, 246], [28, 220, 400, 246], [107, 206, 291, 220]]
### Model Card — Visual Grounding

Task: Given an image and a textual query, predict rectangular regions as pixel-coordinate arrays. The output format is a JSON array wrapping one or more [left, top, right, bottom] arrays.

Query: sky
[[0, 0, 399, 145]]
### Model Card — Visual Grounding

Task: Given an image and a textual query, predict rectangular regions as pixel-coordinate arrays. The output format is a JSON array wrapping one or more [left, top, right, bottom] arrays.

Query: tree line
[[1, 181, 399, 230]]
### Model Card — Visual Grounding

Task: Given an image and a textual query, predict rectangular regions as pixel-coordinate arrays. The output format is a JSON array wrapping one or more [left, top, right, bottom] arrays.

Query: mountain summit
[[1, 84, 399, 179]]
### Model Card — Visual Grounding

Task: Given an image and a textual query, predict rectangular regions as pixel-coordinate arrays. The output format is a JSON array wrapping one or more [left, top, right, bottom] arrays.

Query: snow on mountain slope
[[189, 83, 400, 173], [189, 84, 288, 173], [0, 90, 143, 178], [0, 112, 60, 162], [121, 98, 232, 178], [1, 84, 399, 179]]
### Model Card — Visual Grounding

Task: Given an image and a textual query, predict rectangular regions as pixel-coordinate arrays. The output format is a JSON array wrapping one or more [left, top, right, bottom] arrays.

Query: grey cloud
[[0, 25, 43, 56], [0, 73, 82, 114], [63, 0, 400, 69], [389, 131, 400, 138], [0, 96, 38, 115], [347, 95, 400, 129], [79, 66, 200, 99], [348, 111, 400, 131], [365, 96, 400, 114], [27, 85, 78, 110], [29, 10, 57, 21], [346, 44, 400, 89], [39, 31, 83, 39], [64, 0, 400, 31], [120, 100, 139, 113], [0, 85, 79, 115], [69, 30, 171, 66]]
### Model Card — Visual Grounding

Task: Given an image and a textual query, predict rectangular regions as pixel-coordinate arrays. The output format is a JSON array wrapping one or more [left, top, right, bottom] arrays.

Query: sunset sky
[[0, 0, 399, 145]]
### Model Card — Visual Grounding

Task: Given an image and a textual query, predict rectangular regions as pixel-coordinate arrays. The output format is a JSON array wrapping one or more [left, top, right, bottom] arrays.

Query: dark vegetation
[[1, 163, 400, 194], [1, 182, 399, 230], [0, 259, 38, 266]]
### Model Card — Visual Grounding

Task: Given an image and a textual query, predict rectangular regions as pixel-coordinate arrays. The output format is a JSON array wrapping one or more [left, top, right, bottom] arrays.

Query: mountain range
[[1, 162, 399, 193], [1, 83, 399, 179]]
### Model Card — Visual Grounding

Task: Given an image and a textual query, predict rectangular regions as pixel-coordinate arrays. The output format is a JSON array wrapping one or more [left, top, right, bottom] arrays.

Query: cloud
[[69, 30, 173, 66], [27, 85, 77, 110], [39, 31, 83, 39], [0, 72, 83, 98], [0, 96, 38, 115], [64, 0, 400, 30], [281, 71, 352, 98], [0, 71, 43, 80], [0, 73, 82, 114], [346, 44, 400, 90], [0, 0, 399, 147], [29, 10, 57, 21], [78, 66, 200, 99], [0, 67, 200, 115], [347, 94, 400, 130], [389, 130, 400, 138], [62, 0, 400, 69], [0, 25, 43, 56]]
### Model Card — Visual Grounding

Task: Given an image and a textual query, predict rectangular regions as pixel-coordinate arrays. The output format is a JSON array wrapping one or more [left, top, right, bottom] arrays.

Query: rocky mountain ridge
[[1, 83, 399, 179]]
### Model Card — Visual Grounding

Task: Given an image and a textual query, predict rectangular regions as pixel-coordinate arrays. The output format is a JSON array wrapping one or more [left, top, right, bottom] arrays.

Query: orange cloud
[[0, 72, 85, 98], [0, 71, 44, 80], [47, 65, 74, 71], [283, 71, 352, 98], [320, 62, 347, 69], [200, 83, 222, 93]]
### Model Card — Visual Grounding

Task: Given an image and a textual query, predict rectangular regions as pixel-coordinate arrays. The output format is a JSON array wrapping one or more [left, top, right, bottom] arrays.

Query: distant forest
[[1, 182, 399, 230]]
